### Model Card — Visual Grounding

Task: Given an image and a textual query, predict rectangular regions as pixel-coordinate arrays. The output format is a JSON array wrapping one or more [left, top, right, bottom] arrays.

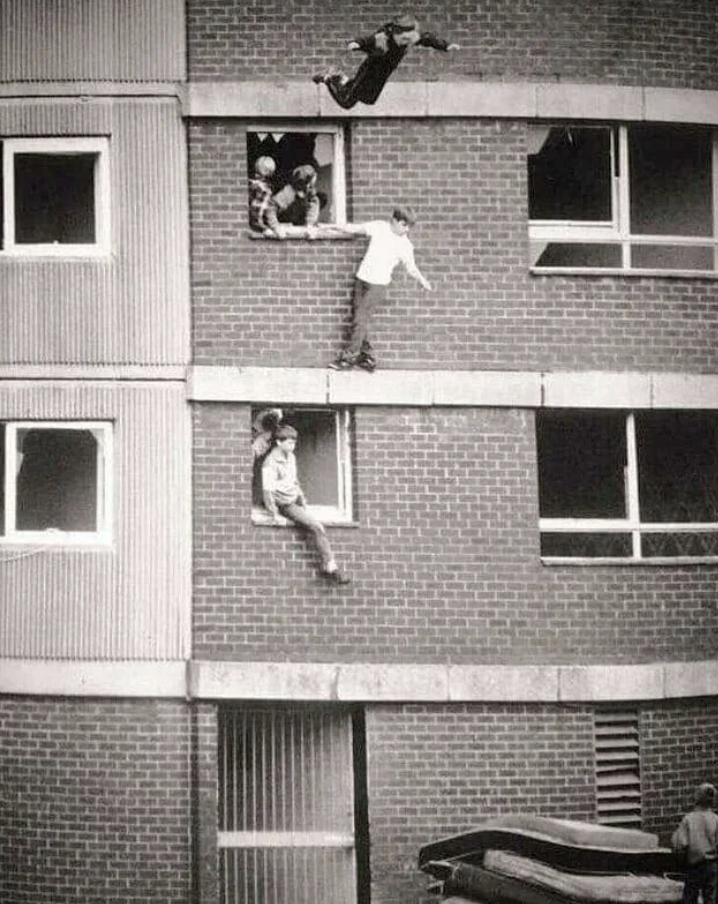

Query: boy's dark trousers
[[682, 859, 718, 904], [343, 278, 386, 361]]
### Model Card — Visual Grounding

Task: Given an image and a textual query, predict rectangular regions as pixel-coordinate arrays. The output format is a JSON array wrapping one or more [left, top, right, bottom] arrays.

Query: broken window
[[0, 422, 113, 543], [252, 407, 353, 524], [246, 126, 346, 236], [528, 123, 716, 273], [1, 137, 110, 254], [536, 410, 718, 560]]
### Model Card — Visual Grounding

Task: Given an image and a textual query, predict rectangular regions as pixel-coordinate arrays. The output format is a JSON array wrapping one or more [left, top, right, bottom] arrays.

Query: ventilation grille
[[594, 709, 642, 828]]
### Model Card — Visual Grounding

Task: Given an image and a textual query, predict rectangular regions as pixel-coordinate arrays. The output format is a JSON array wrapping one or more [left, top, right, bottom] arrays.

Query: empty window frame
[[536, 410, 718, 561], [528, 123, 717, 273], [0, 421, 113, 543], [246, 126, 346, 233], [218, 704, 366, 904], [252, 408, 353, 524], [594, 709, 642, 829], [2, 137, 110, 255]]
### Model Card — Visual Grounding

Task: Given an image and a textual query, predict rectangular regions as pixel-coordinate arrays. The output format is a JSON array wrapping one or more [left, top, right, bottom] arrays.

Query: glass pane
[[636, 412, 718, 522], [537, 412, 627, 518], [285, 411, 339, 508], [630, 243, 714, 271], [629, 124, 713, 236], [642, 531, 718, 558], [14, 153, 96, 243], [528, 126, 613, 221], [540, 532, 632, 558], [532, 242, 622, 268], [221, 847, 354, 904], [15, 428, 98, 532]]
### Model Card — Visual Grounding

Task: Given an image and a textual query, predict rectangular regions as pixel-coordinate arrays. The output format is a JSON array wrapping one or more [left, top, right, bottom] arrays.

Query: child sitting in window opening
[[265, 164, 320, 239], [261, 424, 351, 585], [312, 13, 459, 109], [248, 155, 277, 233], [325, 206, 432, 371]]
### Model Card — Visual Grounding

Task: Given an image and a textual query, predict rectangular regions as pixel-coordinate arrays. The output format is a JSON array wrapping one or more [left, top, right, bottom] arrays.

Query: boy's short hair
[[392, 206, 416, 227], [392, 13, 420, 32], [254, 156, 276, 178], [695, 783, 717, 806], [275, 425, 298, 441], [291, 165, 317, 189]]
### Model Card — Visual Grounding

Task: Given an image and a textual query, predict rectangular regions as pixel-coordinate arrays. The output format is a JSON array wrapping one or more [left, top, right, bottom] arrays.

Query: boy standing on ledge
[[327, 206, 432, 371]]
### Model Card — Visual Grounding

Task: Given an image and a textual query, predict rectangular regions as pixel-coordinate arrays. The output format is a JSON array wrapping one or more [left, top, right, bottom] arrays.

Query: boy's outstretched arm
[[319, 221, 369, 236], [405, 260, 432, 291]]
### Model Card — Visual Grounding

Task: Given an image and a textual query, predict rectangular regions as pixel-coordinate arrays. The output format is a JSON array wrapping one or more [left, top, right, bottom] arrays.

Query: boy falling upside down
[[313, 13, 459, 109], [327, 206, 432, 371]]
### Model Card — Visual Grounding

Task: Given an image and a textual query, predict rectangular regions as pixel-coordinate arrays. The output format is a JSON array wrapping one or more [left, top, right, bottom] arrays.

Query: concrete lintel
[[432, 370, 540, 407], [328, 369, 433, 405], [558, 664, 665, 702], [188, 660, 340, 700], [542, 371, 652, 408], [448, 665, 558, 701], [184, 81, 718, 125], [0, 660, 186, 697], [644, 87, 718, 125], [187, 366, 327, 403], [651, 373, 718, 409], [664, 660, 718, 698], [337, 664, 449, 701], [536, 84, 643, 121]]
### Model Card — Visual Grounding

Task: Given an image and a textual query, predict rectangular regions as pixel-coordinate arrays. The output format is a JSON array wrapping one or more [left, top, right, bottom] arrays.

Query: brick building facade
[[1, 1, 717, 902]]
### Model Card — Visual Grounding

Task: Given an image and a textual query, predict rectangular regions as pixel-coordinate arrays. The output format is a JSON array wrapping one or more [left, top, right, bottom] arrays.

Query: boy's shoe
[[312, 71, 327, 84], [312, 66, 341, 84], [328, 357, 355, 370], [356, 354, 377, 372], [320, 568, 351, 585]]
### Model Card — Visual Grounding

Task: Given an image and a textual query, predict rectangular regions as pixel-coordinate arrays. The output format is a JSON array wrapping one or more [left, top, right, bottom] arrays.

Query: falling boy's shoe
[[328, 355, 357, 370], [320, 568, 351, 585]]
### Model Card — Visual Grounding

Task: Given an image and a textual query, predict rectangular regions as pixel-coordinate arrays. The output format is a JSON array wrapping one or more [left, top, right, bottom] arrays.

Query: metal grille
[[594, 710, 642, 828], [218, 705, 357, 904]]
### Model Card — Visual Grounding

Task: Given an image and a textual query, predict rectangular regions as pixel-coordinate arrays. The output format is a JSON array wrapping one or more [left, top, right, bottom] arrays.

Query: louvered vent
[[594, 709, 642, 828]]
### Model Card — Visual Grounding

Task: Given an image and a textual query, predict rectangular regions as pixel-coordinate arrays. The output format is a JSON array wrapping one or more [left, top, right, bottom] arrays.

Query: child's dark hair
[[392, 205, 416, 226]]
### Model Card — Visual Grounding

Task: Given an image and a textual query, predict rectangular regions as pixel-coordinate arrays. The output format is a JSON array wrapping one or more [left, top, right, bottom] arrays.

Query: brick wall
[[189, 118, 718, 372], [365, 700, 718, 904], [186, 0, 718, 91], [193, 402, 718, 663], [0, 698, 191, 904]]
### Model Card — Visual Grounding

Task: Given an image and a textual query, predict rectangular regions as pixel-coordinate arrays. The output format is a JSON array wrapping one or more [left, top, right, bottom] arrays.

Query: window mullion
[[5, 423, 18, 537], [625, 413, 641, 558], [617, 126, 631, 269]]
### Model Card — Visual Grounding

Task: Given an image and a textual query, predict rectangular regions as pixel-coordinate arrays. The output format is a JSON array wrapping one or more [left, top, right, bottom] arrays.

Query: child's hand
[[447, 43, 460, 51], [347, 41, 360, 50]]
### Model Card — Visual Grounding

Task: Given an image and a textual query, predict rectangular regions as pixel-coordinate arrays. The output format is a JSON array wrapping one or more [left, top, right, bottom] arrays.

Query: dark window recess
[[14, 153, 96, 244], [16, 428, 98, 532]]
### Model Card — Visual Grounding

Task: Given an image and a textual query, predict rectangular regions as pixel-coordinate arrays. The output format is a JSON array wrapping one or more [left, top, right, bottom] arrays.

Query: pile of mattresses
[[419, 815, 683, 904]]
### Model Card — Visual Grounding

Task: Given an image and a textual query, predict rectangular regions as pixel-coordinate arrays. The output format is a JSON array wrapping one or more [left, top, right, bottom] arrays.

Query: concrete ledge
[[188, 366, 718, 410], [0, 660, 187, 697], [183, 81, 718, 125], [189, 659, 718, 703]]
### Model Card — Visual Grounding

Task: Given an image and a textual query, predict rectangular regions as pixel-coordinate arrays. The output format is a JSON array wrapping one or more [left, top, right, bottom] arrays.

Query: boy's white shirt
[[355, 220, 416, 285]]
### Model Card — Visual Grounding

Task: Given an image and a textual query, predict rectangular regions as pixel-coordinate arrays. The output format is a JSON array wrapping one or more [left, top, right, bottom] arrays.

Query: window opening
[[1, 137, 110, 255], [537, 410, 718, 560], [528, 124, 717, 273], [247, 127, 346, 236], [251, 407, 353, 524], [0, 421, 112, 543], [218, 704, 364, 904]]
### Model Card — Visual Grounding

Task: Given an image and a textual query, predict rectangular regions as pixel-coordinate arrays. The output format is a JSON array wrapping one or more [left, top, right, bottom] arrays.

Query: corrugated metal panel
[[0, 98, 190, 365], [0, 0, 185, 82], [0, 380, 191, 660]]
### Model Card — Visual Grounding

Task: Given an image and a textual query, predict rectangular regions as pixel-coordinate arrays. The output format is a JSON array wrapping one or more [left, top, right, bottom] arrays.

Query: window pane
[[537, 411, 626, 517], [541, 532, 632, 558], [636, 412, 718, 522], [15, 153, 96, 243], [15, 428, 98, 531], [285, 411, 339, 508], [630, 243, 714, 271], [532, 242, 622, 268], [629, 125, 713, 236], [528, 126, 613, 221], [642, 531, 718, 558]]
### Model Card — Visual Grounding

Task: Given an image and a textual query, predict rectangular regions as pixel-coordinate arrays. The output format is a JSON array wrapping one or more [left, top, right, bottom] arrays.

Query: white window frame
[[529, 124, 718, 275], [246, 123, 347, 230], [3, 137, 111, 256], [538, 411, 718, 563], [252, 408, 353, 526], [2, 420, 113, 545]]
